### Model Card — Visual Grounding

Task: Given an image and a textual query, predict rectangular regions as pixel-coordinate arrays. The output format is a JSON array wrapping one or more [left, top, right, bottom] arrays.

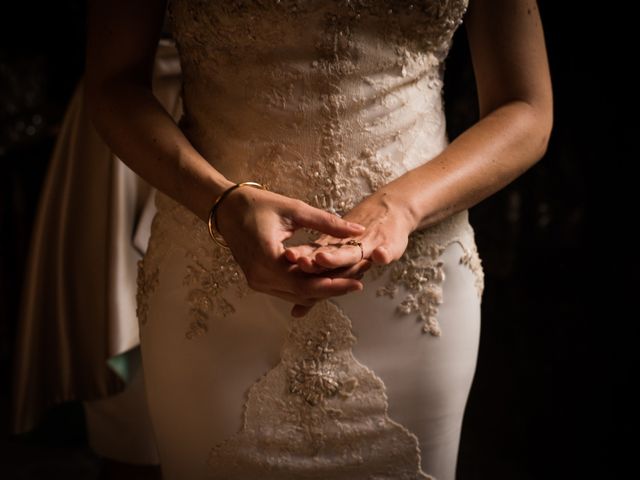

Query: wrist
[[373, 186, 419, 234], [209, 181, 268, 246], [194, 175, 236, 223], [376, 168, 441, 233]]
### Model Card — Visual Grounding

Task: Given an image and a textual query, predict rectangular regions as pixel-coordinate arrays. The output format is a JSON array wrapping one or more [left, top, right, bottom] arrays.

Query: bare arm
[[85, 0, 369, 315], [284, 0, 553, 279], [380, 0, 554, 232], [85, 0, 235, 222]]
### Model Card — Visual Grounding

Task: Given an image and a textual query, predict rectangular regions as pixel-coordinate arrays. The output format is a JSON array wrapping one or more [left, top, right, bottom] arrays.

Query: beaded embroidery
[[207, 299, 435, 479]]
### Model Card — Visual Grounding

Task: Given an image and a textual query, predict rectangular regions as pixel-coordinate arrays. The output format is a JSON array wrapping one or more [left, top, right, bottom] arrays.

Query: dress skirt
[[138, 191, 485, 480]]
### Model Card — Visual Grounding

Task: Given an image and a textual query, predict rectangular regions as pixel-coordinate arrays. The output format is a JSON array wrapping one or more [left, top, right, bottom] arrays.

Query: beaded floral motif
[[181, 244, 249, 339], [288, 330, 341, 405], [150, 191, 253, 340], [207, 299, 434, 479]]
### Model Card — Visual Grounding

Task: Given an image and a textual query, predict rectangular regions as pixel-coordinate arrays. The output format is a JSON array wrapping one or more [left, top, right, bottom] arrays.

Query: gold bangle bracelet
[[207, 181, 268, 248]]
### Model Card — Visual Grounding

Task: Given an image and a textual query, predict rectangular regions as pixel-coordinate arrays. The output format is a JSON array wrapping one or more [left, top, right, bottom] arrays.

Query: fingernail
[[350, 222, 366, 230]]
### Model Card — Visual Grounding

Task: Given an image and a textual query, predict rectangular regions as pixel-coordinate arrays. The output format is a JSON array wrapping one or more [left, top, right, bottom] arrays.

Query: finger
[[312, 242, 368, 269], [283, 243, 319, 263], [286, 272, 363, 299], [323, 259, 373, 280], [271, 247, 365, 300], [278, 274, 364, 317], [297, 241, 370, 274], [269, 255, 364, 297], [370, 245, 393, 265], [276, 250, 328, 284], [266, 268, 366, 318], [285, 243, 345, 274], [289, 201, 366, 238], [296, 254, 332, 274], [303, 257, 370, 278]]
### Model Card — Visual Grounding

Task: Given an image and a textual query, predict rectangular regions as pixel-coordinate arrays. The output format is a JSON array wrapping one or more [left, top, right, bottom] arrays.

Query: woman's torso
[[158, 0, 471, 232], [138, 4, 485, 478], [146, 0, 483, 337]]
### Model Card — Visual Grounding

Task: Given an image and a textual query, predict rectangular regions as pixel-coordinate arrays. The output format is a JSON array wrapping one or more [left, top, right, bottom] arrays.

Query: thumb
[[371, 245, 393, 265], [290, 201, 366, 238]]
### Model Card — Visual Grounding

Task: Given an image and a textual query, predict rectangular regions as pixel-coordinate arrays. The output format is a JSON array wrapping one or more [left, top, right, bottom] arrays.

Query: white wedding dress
[[137, 1, 485, 479]]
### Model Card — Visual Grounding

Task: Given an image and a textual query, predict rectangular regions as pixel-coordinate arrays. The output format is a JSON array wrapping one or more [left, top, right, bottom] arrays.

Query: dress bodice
[[163, 0, 469, 219]]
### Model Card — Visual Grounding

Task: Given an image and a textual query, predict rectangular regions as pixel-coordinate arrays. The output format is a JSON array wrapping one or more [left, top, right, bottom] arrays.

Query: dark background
[[0, 1, 631, 478]]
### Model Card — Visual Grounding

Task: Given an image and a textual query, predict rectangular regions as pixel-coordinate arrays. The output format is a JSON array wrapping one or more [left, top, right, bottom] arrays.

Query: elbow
[[532, 88, 554, 162], [522, 98, 554, 165], [482, 93, 554, 167], [536, 105, 553, 161]]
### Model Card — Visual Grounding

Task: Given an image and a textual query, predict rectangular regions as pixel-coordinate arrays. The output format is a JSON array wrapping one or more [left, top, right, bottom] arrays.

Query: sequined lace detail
[[207, 299, 434, 479]]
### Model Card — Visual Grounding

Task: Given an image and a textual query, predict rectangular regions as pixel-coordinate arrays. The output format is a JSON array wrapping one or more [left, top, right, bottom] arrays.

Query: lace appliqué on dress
[[181, 244, 249, 339], [369, 226, 485, 337], [370, 237, 449, 337], [136, 259, 159, 328], [459, 240, 485, 298], [138, 191, 254, 339], [207, 299, 434, 479]]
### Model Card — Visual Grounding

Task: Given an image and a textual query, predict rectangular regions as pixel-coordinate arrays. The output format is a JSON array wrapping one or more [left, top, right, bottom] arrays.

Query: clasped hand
[[215, 186, 416, 317]]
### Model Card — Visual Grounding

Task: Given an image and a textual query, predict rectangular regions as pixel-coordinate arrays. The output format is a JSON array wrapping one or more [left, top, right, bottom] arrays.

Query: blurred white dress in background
[[11, 37, 182, 465]]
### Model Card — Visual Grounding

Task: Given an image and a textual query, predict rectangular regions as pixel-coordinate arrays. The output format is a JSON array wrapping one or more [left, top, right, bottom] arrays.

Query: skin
[[85, 0, 552, 319]]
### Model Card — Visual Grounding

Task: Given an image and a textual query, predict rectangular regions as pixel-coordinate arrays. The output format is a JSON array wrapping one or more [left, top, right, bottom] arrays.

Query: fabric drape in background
[[11, 38, 182, 434]]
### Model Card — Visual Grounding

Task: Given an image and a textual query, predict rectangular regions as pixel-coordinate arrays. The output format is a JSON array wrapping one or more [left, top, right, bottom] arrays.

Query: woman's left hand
[[283, 190, 417, 316]]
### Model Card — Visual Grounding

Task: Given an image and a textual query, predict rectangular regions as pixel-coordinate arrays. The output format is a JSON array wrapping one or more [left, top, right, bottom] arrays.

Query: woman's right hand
[[214, 185, 369, 316]]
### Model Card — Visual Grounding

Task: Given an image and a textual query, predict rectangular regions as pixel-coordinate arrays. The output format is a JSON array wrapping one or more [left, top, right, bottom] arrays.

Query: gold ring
[[345, 239, 364, 261]]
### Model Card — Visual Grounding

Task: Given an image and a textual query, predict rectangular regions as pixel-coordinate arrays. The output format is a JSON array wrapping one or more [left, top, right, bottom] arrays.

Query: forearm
[[378, 99, 552, 232], [85, 77, 234, 223]]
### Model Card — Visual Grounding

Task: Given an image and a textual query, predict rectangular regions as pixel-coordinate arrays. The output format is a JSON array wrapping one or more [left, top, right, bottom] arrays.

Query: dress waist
[[175, 104, 450, 215], [153, 187, 474, 258]]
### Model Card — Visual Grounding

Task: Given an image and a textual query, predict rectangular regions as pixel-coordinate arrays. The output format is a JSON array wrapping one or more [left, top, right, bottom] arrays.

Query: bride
[[85, 0, 552, 478]]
